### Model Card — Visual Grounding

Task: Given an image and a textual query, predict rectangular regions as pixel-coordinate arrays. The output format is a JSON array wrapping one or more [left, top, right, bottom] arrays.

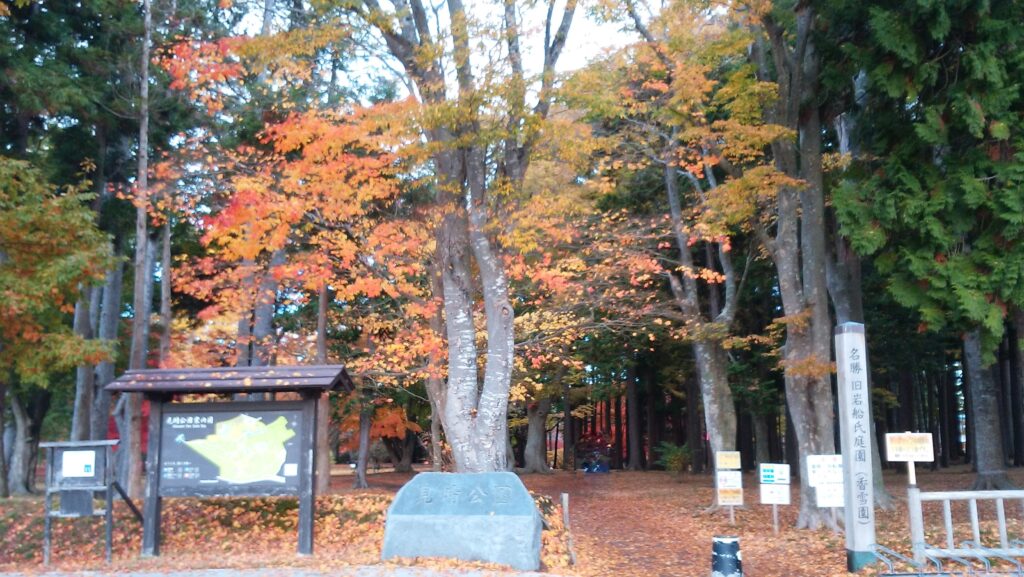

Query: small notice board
[[885, 432, 934, 462]]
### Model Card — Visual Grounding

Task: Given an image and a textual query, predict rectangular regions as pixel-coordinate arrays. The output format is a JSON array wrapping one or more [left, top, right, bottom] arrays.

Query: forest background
[[3, 0, 1024, 532]]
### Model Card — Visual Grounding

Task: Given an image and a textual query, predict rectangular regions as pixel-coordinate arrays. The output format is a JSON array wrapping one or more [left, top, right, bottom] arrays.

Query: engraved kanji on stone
[[443, 484, 461, 504], [417, 487, 435, 505], [468, 486, 488, 504], [495, 485, 513, 505]]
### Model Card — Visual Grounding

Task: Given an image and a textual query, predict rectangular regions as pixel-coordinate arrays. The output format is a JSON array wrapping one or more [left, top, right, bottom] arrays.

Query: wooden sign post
[[106, 365, 353, 558]]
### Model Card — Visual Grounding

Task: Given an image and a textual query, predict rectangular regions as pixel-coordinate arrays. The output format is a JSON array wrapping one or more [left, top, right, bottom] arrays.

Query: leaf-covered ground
[[2, 465, 1022, 575]]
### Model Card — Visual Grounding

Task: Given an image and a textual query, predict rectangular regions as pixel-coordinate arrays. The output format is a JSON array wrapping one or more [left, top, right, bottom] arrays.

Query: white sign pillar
[[836, 322, 876, 572]]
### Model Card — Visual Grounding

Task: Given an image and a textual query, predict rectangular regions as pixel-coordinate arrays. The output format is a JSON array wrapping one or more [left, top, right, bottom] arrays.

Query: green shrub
[[655, 442, 691, 474]]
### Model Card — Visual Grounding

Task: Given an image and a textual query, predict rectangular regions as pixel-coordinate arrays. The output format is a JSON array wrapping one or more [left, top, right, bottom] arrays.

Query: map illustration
[[183, 414, 296, 484]]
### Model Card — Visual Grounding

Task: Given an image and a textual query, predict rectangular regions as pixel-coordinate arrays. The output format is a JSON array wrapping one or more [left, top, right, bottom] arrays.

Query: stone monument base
[[381, 472, 542, 570]]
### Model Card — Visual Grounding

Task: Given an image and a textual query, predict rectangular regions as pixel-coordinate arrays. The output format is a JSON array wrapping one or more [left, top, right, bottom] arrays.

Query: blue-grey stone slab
[[381, 472, 542, 570]]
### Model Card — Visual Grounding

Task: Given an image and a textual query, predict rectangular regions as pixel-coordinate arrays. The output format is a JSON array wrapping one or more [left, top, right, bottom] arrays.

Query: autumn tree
[[342, 0, 578, 472], [0, 158, 112, 495]]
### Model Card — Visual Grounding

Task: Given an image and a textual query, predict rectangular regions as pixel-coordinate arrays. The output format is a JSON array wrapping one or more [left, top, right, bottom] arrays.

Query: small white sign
[[806, 454, 844, 487], [717, 470, 743, 489], [759, 463, 790, 485], [716, 451, 742, 470], [61, 450, 96, 478], [718, 487, 743, 506], [885, 433, 934, 462], [760, 483, 791, 505], [815, 482, 845, 507]]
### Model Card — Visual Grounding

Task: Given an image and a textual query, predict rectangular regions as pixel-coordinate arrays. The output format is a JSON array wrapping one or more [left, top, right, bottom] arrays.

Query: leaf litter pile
[[2, 466, 1023, 576]]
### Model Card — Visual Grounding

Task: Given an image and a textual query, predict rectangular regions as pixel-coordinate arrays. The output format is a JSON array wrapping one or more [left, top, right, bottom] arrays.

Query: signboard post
[[885, 432, 934, 486], [107, 365, 353, 559], [758, 463, 790, 534], [835, 323, 877, 572], [715, 451, 743, 524], [39, 440, 139, 564]]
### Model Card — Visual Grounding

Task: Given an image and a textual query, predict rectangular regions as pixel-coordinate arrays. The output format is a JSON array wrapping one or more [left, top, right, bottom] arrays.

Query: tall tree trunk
[[92, 253, 123, 441], [0, 382, 8, 498], [753, 412, 771, 465], [1011, 310, 1024, 466], [7, 394, 30, 494], [755, 5, 837, 529], [250, 250, 284, 368], [691, 341, 736, 453], [522, 398, 552, 474], [613, 394, 624, 469], [626, 365, 642, 470], [383, 430, 417, 473], [562, 373, 575, 471], [235, 267, 254, 367], [426, 267, 447, 472], [353, 399, 371, 489], [644, 368, 658, 468], [663, 157, 739, 456], [315, 283, 331, 494], [72, 286, 96, 441], [123, 0, 153, 501], [998, 337, 1014, 462], [158, 220, 172, 366], [938, 364, 952, 467], [686, 376, 705, 473], [964, 328, 1013, 489]]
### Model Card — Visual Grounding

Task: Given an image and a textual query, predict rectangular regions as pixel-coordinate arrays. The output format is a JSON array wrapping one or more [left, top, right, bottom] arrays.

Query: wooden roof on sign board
[[105, 365, 354, 395]]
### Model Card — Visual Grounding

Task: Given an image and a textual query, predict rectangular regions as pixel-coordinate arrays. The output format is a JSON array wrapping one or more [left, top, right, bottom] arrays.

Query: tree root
[[970, 472, 1017, 491]]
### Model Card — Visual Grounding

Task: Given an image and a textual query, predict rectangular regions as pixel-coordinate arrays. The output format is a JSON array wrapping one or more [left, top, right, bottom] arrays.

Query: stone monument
[[381, 472, 543, 570]]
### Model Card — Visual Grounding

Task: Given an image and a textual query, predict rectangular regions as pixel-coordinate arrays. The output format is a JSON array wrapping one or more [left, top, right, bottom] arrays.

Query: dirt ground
[[329, 464, 1024, 577], [3, 464, 1022, 576]]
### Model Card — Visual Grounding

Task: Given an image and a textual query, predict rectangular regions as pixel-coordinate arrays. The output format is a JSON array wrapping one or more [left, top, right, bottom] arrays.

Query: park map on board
[[186, 414, 295, 483], [159, 407, 303, 496]]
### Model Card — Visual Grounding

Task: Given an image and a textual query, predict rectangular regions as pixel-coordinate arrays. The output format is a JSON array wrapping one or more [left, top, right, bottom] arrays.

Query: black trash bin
[[711, 536, 742, 577]]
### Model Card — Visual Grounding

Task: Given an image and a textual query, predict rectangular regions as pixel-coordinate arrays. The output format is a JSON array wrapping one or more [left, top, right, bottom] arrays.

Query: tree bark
[[158, 220, 172, 366], [1011, 310, 1024, 466], [755, 10, 837, 528], [663, 156, 738, 456], [964, 328, 1014, 489], [72, 286, 96, 441], [626, 365, 642, 470], [0, 382, 8, 498], [521, 397, 553, 474], [250, 250, 284, 368], [7, 394, 30, 494], [353, 400, 372, 489], [383, 430, 417, 473], [753, 412, 771, 465], [123, 0, 153, 501], [315, 283, 331, 494], [686, 376, 705, 473], [92, 253, 123, 441], [613, 394, 624, 469]]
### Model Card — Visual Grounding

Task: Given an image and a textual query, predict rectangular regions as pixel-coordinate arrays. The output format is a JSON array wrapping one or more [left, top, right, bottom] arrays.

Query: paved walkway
[[0, 568, 556, 577]]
